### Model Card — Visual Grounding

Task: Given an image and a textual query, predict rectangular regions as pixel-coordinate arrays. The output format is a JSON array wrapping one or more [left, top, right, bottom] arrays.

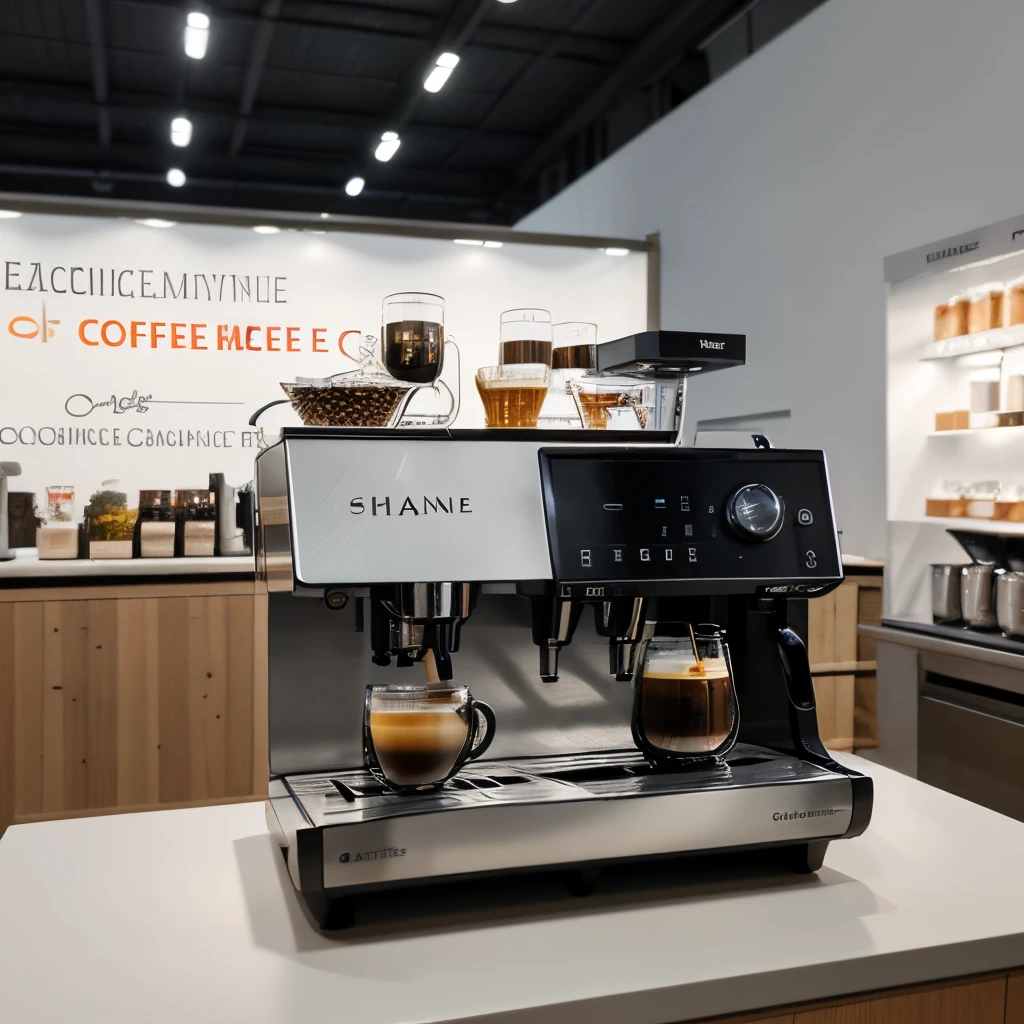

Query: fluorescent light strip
[[454, 239, 484, 246], [135, 219, 177, 229], [253, 225, 281, 234], [166, 167, 186, 187], [603, 247, 630, 256], [375, 131, 400, 162], [184, 11, 210, 59], [0, 210, 22, 219], [345, 176, 365, 197], [170, 115, 192, 147]]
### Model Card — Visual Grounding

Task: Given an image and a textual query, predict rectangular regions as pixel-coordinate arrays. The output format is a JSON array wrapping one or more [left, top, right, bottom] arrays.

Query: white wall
[[517, 0, 1024, 559]]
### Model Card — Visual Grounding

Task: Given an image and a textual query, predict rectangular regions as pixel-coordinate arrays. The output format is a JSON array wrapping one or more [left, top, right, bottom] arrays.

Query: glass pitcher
[[631, 625, 740, 766]]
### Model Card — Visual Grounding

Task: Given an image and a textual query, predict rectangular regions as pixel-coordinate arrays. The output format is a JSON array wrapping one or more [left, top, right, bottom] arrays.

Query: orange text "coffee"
[[78, 320, 357, 354]]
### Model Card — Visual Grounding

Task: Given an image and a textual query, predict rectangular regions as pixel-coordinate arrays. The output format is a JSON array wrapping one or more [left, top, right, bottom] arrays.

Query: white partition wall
[[517, 0, 1024, 559], [0, 206, 648, 509]]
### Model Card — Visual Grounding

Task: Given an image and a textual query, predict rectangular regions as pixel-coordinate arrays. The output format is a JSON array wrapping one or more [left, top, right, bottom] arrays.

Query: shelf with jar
[[924, 279, 1024, 360]]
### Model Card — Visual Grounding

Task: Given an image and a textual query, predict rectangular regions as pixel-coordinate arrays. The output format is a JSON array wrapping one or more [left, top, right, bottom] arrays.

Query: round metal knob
[[726, 483, 785, 541]]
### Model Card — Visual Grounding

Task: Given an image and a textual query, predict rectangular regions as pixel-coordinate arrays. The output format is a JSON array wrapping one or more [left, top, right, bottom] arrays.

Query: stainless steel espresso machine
[[257, 331, 873, 929]]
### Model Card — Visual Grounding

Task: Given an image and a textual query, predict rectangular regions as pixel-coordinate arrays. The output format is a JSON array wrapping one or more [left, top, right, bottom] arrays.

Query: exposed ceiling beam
[[441, 0, 608, 169], [0, 162, 492, 208], [83, 0, 111, 146], [230, 0, 283, 156], [0, 80, 542, 143], [514, 0, 742, 183], [104, 0, 621, 62]]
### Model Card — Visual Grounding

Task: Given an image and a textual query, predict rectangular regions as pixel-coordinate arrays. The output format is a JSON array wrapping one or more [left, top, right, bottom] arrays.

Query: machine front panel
[[541, 448, 842, 590], [285, 437, 553, 584]]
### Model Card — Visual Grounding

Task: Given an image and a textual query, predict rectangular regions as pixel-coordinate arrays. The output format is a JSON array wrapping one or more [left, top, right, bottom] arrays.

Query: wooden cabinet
[[0, 580, 266, 835], [808, 570, 883, 752], [685, 972, 1013, 1024]]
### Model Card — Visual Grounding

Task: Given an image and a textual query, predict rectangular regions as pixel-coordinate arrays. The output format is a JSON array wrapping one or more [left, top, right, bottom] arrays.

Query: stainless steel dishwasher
[[919, 674, 1024, 821]]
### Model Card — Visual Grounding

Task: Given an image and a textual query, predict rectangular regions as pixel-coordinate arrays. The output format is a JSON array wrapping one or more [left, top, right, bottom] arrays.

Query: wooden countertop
[[0, 549, 253, 584]]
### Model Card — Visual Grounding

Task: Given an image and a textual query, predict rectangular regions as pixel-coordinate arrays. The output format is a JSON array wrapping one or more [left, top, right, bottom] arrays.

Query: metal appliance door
[[919, 674, 1024, 822]]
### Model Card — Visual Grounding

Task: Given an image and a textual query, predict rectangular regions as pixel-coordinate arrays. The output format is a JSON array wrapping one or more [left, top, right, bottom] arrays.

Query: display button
[[640, 548, 650, 562], [797, 508, 814, 526], [613, 548, 623, 563], [603, 503, 623, 511], [684, 524, 693, 537], [665, 549, 673, 562], [688, 547, 697, 563], [654, 498, 666, 510], [805, 550, 818, 569], [680, 496, 690, 512], [580, 549, 592, 568]]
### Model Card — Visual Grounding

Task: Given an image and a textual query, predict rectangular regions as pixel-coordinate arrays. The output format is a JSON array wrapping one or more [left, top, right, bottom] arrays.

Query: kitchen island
[[1, 755, 1023, 1024]]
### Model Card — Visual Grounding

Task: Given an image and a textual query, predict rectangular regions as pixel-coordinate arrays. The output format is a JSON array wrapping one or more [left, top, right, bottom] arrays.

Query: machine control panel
[[726, 483, 785, 541], [539, 448, 842, 593]]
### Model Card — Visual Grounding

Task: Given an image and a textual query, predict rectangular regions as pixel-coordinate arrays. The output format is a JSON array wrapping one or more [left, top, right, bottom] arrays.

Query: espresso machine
[[257, 331, 873, 929]]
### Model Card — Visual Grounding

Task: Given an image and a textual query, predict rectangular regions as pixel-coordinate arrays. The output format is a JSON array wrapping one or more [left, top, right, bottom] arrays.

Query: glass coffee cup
[[363, 684, 496, 793], [476, 364, 551, 428], [570, 378, 648, 430], [631, 626, 739, 766], [382, 292, 446, 385], [499, 308, 553, 367]]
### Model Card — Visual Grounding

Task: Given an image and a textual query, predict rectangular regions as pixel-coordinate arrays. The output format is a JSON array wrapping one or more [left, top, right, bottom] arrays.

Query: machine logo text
[[339, 847, 407, 864], [349, 496, 473, 516], [773, 808, 838, 821]]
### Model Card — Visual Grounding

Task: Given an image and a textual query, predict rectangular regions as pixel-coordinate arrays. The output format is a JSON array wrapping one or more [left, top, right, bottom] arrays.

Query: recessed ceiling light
[[253, 225, 281, 234], [424, 52, 460, 93], [374, 131, 401, 162], [344, 176, 365, 197], [319, 212, 330, 219], [483, 240, 503, 248], [184, 11, 210, 59], [603, 247, 630, 256], [0, 210, 22, 219], [453, 238, 484, 246], [166, 167, 186, 187], [170, 115, 192, 147], [496, 0, 518, 4], [135, 218, 177, 228]]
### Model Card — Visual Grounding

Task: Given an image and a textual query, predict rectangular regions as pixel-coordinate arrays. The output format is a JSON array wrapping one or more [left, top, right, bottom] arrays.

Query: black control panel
[[538, 447, 843, 597]]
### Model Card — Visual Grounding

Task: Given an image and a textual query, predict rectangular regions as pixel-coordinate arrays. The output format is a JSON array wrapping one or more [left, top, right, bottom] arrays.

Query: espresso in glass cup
[[382, 292, 445, 385], [631, 627, 739, 766], [363, 684, 496, 793], [476, 363, 551, 428]]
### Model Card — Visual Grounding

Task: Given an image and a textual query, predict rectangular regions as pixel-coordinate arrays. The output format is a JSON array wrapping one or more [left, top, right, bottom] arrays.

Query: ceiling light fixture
[[603, 247, 630, 256], [344, 176, 366, 197], [483, 240, 504, 248], [496, 0, 518, 4], [135, 218, 177, 228], [166, 167, 186, 187], [170, 115, 192, 147], [453, 238, 484, 246], [0, 210, 22, 219], [253, 225, 281, 235], [424, 52, 460, 93], [319, 212, 330, 219], [184, 11, 210, 59], [374, 131, 401, 162]]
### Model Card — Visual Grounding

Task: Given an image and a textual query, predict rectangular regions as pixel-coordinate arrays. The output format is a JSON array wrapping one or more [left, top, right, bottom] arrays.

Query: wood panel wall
[[0, 581, 265, 836], [808, 572, 882, 752]]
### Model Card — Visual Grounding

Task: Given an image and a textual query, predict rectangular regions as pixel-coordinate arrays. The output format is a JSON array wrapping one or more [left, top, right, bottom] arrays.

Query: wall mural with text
[[0, 212, 646, 529]]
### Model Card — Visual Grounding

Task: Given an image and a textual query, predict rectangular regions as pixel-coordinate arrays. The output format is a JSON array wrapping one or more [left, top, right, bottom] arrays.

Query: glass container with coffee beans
[[631, 625, 740, 767]]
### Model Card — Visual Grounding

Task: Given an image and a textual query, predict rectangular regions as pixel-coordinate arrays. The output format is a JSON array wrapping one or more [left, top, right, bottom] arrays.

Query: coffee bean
[[283, 383, 412, 426]]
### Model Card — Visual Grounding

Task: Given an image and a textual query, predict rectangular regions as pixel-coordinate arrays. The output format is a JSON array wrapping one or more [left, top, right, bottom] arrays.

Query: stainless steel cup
[[961, 564, 999, 629], [931, 564, 970, 624], [996, 570, 1024, 638]]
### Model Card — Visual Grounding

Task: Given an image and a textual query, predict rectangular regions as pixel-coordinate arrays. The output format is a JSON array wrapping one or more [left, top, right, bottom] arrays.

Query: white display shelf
[[894, 516, 1024, 536], [928, 425, 1024, 437], [920, 323, 1024, 361]]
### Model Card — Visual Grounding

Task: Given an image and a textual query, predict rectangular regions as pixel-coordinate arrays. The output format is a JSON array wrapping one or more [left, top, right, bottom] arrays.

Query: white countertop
[[0, 548, 253, 579], [2, 754, 1023, 1024]]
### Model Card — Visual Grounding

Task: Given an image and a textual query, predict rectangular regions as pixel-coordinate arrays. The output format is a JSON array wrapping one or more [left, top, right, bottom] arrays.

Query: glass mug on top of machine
[[363, 684, 497, 793], [631, 625, 739, 766], [476, 363, 551, 428], [382, 292, 446, 385], [499, 308, 553, 367]]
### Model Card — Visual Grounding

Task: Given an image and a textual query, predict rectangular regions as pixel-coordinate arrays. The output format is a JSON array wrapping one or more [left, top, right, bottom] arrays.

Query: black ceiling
[[0, 0, 749, 224]]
